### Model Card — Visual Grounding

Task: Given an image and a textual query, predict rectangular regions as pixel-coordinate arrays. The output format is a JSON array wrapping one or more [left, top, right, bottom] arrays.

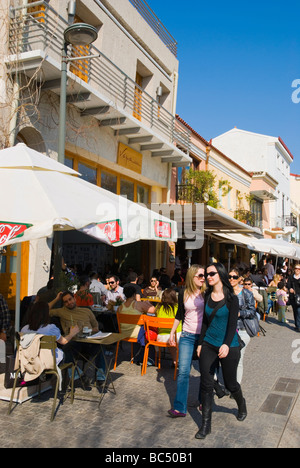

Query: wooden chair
[[141, 316, 179, 380], [7, 334, 75, 422], [113, 313, 145, 370]]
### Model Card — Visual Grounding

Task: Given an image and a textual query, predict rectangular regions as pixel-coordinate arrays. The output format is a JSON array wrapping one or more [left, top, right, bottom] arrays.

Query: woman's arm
[[57, 325, 80, 345], [223, 296, 239, 347], [169, 318, 180, 346]]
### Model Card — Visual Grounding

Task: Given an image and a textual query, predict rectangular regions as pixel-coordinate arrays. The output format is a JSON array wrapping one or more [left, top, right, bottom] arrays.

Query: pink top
[[182, 293, 204, 335], [276, 289, 288, 306]]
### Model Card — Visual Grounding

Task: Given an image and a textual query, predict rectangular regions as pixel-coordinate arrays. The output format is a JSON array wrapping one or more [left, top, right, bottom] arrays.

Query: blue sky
[[147, 0, 300, 173]]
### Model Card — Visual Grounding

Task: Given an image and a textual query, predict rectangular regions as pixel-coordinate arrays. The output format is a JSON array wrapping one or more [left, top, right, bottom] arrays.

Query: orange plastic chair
[[141, 316, 179, 380], [113, 313, 146, 370]]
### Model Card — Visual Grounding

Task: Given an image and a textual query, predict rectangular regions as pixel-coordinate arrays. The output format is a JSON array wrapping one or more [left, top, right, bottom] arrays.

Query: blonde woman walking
[[168, 264, 206, 418]]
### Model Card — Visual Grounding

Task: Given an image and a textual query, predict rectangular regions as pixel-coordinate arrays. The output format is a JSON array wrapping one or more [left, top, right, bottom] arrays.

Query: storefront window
[[78, 162, 97, 185], [137, 185, 149, 204], [120, 179, 134, 201], [101, 171, 117, 194], [64, 157, 73, 169], [0, 255, 6, 273]]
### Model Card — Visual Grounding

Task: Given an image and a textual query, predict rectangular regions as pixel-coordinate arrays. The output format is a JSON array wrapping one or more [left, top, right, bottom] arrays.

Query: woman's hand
[[196, 345, 202, 357], [168, 331, 176, 347], [218, 344, 229, 359], [69, 324, 80, 338]]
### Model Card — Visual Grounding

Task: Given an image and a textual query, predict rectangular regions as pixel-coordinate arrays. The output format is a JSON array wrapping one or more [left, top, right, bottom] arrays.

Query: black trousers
[[200, 342, 240, 394]]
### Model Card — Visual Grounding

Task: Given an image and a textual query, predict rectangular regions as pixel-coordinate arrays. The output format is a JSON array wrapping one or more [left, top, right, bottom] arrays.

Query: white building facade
[[0, 0, 191, 305], [212, 128, 295, 240]]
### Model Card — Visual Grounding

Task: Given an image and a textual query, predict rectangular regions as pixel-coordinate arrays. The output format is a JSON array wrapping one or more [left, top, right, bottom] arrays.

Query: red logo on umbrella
[[97, 220, 123, 244], [154, 220, 172, 239], [0, 222, 32, 246]]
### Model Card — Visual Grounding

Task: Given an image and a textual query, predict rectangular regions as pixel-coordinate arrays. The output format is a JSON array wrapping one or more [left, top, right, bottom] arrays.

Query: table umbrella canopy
[[0, 144, 177, 247], [247, 237, 300, 260]]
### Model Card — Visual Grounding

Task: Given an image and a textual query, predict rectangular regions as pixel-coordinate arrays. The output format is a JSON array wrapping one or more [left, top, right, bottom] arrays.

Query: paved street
[[0, 307, 300, 449]]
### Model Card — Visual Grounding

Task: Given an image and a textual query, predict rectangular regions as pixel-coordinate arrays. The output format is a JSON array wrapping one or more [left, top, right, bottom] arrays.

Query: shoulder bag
[[292, 280, 300, 306]]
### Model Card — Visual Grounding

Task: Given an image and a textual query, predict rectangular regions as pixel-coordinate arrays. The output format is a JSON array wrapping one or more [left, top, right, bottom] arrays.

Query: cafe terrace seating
[[113, 313, 146, 370], [142, 316, 178, 380], [7, 334, 75, 422]]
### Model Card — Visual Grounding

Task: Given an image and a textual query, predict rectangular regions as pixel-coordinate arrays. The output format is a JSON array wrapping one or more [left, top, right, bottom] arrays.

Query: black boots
[[231, 388, 247, 421], [214, 379, 229, 399], [195, 392, 213, 439]]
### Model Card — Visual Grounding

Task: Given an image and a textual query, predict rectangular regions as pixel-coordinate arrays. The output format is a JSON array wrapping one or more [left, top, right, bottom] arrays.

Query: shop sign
[[154, 220, 172, 239], [97, 219, 123, 244], [0, 222, 32, 246], [117, 143, 142, 174]]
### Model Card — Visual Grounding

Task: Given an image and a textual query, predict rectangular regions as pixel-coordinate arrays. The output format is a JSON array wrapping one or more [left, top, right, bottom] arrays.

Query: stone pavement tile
[[0, 308, 300, 448]]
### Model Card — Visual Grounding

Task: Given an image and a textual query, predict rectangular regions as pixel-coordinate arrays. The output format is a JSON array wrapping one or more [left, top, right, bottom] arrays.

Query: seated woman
[[156, 288, 182, 366], [142, 276, 162, 298], [118, 285, 155, 338], [21, 301, 79, 365], [75, 276, 94, 307], [118, 285, 156, 365]]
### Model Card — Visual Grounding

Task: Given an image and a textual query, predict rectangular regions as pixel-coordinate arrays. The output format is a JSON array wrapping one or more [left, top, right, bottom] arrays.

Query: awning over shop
[[151, 204, 262, 251], [213, 232, 300, 260], [246, 237, 300, 260], [203, 206, 261, 235]]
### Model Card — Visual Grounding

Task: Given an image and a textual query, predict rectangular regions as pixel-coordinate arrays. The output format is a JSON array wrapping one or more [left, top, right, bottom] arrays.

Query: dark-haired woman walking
[[195, 262, 247, 440]]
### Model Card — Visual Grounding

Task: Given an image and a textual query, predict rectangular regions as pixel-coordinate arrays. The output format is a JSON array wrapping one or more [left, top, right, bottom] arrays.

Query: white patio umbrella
[[0, 144, 177, 247], [0, 144, 177, 330]]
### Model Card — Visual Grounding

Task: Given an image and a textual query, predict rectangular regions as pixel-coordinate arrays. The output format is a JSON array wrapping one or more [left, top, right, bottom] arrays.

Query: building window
[[137, 185, 149, 204], [101, 171, 117, 194], [0, 255, 6, 273], [65, 157, 74, 169], [78, 162, 97, 185], [120, 179, 134, 201]]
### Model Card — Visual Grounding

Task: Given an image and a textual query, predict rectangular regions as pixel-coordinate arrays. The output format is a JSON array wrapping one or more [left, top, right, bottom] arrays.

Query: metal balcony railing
[[128, 0, 178, 57], [8, 1, 190, 153], [271, 215, 298, 230], [284, 214, 297, 228], [234, 210, 255, 227]]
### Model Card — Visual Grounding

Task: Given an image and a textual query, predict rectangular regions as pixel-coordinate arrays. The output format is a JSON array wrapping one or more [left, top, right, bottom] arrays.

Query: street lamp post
[[53, 23, 98, 290]]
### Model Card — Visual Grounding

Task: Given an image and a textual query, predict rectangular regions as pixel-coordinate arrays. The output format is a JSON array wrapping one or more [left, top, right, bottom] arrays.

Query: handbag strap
[[207, 295, 226, 326]]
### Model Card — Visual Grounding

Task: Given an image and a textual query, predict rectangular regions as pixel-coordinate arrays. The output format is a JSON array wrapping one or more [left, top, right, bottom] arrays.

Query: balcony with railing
[[270, 214, 297, 231], [7, 1, 191, 166], [128, 0, 178, 57], [234, 210, 255, 227]]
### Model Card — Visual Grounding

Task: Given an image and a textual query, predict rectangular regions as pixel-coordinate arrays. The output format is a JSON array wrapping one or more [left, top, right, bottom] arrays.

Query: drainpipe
[[172, 71, 179, 116]]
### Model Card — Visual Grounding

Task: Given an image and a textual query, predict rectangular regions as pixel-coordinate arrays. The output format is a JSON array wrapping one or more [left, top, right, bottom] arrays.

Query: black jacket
[[287, 275, 300, 302]]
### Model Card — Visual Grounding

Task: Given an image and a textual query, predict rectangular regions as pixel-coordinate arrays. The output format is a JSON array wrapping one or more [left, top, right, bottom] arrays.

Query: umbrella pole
[[15, 243, 22, 339]]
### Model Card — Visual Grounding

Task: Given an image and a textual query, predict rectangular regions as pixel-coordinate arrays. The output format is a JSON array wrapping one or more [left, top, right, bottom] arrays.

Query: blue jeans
[[173, 331, 200, 414]]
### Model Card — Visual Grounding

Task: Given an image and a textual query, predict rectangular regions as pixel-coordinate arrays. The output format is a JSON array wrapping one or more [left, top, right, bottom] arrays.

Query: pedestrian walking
[[167, 264, 206, 418], [276, 281, 288, 323], [229, 268, 256, 384], [195, 262, 247, 440], [287, 264, 300, 332]]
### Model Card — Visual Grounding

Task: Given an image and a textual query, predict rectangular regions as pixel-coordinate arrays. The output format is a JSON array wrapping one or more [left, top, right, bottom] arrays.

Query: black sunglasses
[[229, 275, 239, 280], [206, 272, 218, 278], [108, 281, 116, 285], [243, 282, 252, 286], [194, 274, 205, 279]]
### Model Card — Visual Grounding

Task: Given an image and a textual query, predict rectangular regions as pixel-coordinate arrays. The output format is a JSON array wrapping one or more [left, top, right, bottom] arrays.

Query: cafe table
[[73, 330, 131, 406]]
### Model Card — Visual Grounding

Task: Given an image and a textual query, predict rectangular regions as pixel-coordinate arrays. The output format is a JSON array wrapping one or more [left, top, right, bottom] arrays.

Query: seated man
[[49, 291, 106, 385], [105, 275, 125, 306]]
